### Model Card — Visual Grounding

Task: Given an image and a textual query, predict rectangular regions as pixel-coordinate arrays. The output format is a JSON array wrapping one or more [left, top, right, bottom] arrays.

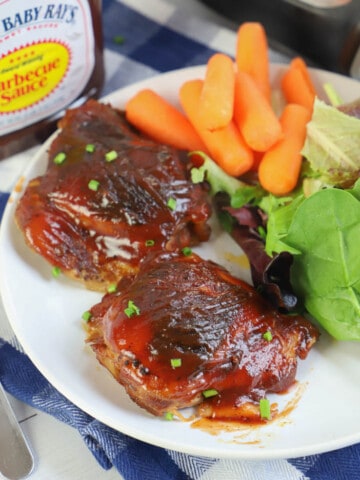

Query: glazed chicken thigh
[[86, 251, 318, 419], [15, 100, 211, 291]]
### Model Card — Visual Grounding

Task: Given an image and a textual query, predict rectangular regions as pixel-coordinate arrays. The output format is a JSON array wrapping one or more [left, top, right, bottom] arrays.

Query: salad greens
[[190, 150, 247, 198], [282, 183, 360, 341], [191, 98, 360, 341], [302, 98, 360, 188], [190, 150, 266, 207]]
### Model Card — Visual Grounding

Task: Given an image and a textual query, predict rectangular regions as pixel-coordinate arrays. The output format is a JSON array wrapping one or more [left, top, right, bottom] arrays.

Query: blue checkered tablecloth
[[0, 1, 359, 479]]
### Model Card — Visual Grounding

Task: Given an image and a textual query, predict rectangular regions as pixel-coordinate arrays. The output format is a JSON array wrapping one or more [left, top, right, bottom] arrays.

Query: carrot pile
[[180, 79, 253, 177], [125, 22, 317, 196]]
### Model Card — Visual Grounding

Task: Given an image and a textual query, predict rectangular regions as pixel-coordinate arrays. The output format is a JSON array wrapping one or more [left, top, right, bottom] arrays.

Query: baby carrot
[[125, 88, 207, 152], [281, 64, 315, 112], [236, 22, 271, 102], [290, 57, 317, 96], [258, 103, 312, 195], [198, 53, 235, 130], [234, 71, 283, 152], [179, 79, 253, 177], [250, 150, 264, 172]]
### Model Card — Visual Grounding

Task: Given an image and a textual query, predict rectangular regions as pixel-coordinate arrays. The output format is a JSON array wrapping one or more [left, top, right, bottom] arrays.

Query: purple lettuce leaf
[[214, 193, 298, 311]]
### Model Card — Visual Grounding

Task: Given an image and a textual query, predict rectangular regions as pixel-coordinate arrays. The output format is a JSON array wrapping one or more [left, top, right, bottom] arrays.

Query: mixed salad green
[[191, 97, 360, 341]]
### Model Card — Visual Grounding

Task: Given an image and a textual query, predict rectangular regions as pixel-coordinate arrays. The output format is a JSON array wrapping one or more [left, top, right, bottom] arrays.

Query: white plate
[[1, 65, 360, 460]]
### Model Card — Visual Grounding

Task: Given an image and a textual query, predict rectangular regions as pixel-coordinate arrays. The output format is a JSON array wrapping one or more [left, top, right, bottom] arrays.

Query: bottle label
[[0, 1, 95, 135]]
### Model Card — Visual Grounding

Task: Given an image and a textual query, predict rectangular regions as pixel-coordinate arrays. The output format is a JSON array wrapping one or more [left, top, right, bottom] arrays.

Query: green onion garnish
[[145, 239, 155, 247], [51, 266, 61, 277], [86, 144, 95, 153], [263, 331, 273, 342], [124, 300, 140, 318], [88, 179, 100, 191], [107, 283, 117, 293], [105, 150, 118, 162], [53, 152, 66, 165], [82, 311, 92, 322], [202, 388, 218, 399], [113, 35, 125, 45], [167, 197, 177, 211], [164, 412, 173, 421], [182, 247, 192, 256], [190, 167, 205, 184], [259, 398, 271, 420], [170, 358, 182, 368]]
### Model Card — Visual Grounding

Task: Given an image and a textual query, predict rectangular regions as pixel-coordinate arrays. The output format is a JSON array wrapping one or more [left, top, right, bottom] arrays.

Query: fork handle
[[0, 381, 34, 480]]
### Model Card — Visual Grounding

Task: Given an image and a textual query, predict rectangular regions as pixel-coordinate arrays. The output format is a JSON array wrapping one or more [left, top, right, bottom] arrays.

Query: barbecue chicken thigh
[[15, 100, 211, 291], [86, 251, 319, 420]]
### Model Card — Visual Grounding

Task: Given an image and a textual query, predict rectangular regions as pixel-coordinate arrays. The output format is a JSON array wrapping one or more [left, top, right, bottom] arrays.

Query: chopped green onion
[[259, 398, 271, 420], [85, 144, 95, 153], [164, 411, 174, 421], [82, 311, 92, 322], [124, 300, 140, 318], [113, 35, 125, 45], [105, 150, 118, 162], [263, 331, 273, 342], [53, 152, 66, 165], [182, 247, 192, 256], [88, 179, 100, 191], [51, 266, 61, 277], [107, 283, 117, 293], [170, 358, 182, 368], [191, 166, 205, 184], [167, 197, 177, 211], [145, 239, 155, 247], [202, 388, 218, 399]]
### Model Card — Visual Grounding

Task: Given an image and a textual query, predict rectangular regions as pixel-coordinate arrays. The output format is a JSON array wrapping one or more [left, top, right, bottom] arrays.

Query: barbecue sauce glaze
[[86, 251, 319, 419]]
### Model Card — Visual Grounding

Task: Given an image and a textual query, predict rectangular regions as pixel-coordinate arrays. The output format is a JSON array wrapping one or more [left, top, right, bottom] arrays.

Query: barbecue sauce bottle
[[0, 0, 104, 159]]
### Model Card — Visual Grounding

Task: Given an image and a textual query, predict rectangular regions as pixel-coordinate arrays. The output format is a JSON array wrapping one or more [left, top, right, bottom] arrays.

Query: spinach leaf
[[282, 187, 360, 340]]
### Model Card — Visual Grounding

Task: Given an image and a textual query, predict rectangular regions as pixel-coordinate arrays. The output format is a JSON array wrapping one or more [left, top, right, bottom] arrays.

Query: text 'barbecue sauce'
[[0, 0, 104, 159]]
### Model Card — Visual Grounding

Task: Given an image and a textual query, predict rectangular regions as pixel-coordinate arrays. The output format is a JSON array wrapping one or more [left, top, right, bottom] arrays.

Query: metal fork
[[0, 301, 34, 480]]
